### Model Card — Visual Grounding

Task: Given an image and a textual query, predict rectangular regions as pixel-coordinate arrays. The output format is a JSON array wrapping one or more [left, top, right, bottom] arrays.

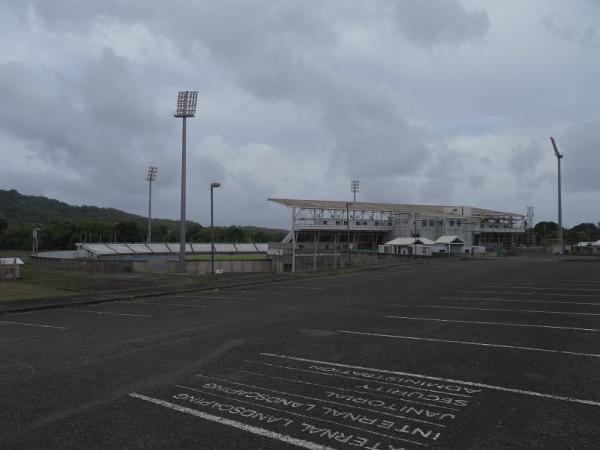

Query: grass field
[[0, 282, 78, 301], [187, 255, 268, 261]]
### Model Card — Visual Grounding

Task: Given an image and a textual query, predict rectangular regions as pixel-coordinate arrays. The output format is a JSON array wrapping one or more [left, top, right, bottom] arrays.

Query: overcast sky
[[0, 1, 598, 228]]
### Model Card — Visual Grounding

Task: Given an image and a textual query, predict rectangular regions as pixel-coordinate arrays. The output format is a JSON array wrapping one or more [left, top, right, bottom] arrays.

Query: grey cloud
[[562, 121, 600, 192], [509, 140, 544, 181], [542, 17, 599, 50], [385, 0, 489, 47], [0, 49, 173, 197]]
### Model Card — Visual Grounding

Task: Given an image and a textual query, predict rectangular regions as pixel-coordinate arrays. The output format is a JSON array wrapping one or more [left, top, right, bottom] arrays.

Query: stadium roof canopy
[[268, 198, 522, 217]]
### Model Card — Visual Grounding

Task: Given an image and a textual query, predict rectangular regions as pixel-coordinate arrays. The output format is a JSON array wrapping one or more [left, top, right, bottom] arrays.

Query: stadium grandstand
[[269, 198, 528, 250], [74, 242, 268, 259]]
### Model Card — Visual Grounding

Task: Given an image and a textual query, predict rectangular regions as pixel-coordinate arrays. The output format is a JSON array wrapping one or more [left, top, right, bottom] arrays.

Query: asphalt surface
[[1, 256, 600, 449]]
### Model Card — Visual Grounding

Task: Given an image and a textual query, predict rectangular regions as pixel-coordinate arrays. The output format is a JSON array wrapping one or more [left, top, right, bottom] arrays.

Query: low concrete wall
[[168, 259, 272, 274]]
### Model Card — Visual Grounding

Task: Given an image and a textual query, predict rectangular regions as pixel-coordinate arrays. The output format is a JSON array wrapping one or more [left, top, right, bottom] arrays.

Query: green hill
[[0, 189, 149, 224], [0, 189, 287, 250]]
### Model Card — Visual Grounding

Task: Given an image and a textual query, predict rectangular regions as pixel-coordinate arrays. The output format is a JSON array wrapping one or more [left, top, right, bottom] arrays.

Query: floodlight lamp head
[[211, 182, 221, 188], [174, 91, 198, 117], [351, 179, 359, 193], [146, 166, 158, 181]]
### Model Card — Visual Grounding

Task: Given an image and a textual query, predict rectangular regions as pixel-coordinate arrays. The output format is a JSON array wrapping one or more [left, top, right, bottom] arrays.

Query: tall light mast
[[174, 91, 198, 274], [351, 179, 359, 203], [146, 166, 158, 244], [550, 137, 563, 254]]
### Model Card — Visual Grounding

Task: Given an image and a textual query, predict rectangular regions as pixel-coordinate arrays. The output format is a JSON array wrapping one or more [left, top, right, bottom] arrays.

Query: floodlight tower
[[146, 166, 158, 244], [351, 179, 359, 203], [174, 91, 198, 274], [550, 137, 563, 254]]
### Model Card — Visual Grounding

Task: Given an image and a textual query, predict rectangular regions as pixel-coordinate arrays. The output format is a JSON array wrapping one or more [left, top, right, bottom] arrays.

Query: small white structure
[[591, 240, 600, 255], [434, 236, 465, 254], [0, 257, 24, 280], [380, 237, 435, 256]]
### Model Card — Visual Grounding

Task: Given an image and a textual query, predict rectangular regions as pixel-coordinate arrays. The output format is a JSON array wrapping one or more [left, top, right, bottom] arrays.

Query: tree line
[[0, 219, 287, 251]]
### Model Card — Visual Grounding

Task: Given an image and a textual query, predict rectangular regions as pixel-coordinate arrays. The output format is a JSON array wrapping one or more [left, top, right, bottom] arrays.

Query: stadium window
[[374, 221, 379, 226], [457, 220, 461, 226], [429, 220, 434, 226], [422, 220, 427, 226], [449, 220, 454, 226], [335, 221, 340, 225]]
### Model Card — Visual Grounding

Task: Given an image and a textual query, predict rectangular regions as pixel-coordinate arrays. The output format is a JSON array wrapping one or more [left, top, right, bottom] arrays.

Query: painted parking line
[[486, 286, 600, 292], [121, 301, 209, 308], [277, 287, 325, 290], [385, 315, 600, 333], [0, 319, 68, 330], [194, 374, 446, 427], [171, 295, 254, 301], [442, 296, 600, 306], [242, 359, 471, 398], [234, 366, 460, 412], [388, 304, 600, 317], [338, 330, 600, 359], [65, 309, 151, 318], [128, 393, 337, 450], [260, 353, 600, 407], [456, 290, 600, 298], [172, 384, 428, 447]]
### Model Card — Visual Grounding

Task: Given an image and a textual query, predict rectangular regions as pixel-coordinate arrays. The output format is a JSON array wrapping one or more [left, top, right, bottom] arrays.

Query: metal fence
[[29, 256, 133, 273]]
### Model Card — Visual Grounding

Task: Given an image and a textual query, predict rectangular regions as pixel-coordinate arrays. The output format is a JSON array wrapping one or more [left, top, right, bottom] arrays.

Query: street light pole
[[550, 137, 564, 254], [146, 166, 158, 244], [174, 91, 198, 274], [346, 202, 350, 249], [210, 182, 221, 274]]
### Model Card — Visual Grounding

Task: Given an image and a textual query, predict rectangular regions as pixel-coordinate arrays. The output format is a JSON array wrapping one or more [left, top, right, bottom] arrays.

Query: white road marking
[[128, 393, 336, 450], [172, 385, 426, 447], [280, 287, 325, 290], [171, 295, 245, 302], [243, 359, 471, 397], [195, 373, 446, 427], [385, 315, 600, 333], [442, 296, 600, 306], [235, 364, 459, 411], [389, 304, 600, 317], [458, 290, 599, 298], [487, 286, 600, 292], [66, 309, 151, 318], [0, 320, 68, 330], [339, 330, 600, 359], [121, 301, 209, 308], [260, 353, 600, 407]]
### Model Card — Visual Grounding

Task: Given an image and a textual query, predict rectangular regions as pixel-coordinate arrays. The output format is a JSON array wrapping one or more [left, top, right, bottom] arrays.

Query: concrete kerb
[[0, 257, 451, 315]]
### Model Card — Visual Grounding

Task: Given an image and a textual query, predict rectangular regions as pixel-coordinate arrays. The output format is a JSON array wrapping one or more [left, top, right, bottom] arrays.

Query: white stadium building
[[269, 198, 529, 250]]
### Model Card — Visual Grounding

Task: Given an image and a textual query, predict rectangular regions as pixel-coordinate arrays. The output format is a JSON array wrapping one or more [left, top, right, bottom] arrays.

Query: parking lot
[[1, 257, 600, 448]]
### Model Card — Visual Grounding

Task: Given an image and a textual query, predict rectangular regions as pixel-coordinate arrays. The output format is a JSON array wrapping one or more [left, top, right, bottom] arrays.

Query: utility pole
[[550, 137, 564, 254], [146, 166, 158, 244], [174, 91, 198, 274], [346, 202, 350, 249]]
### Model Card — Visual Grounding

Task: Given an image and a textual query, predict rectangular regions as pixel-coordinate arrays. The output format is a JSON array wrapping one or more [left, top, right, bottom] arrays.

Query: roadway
[[1, 257, 599, 448]]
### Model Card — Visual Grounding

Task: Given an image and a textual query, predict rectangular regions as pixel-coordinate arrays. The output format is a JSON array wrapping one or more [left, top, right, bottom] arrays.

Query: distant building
[[269, 198, 526, 250], [0, 257, 24, 280]]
